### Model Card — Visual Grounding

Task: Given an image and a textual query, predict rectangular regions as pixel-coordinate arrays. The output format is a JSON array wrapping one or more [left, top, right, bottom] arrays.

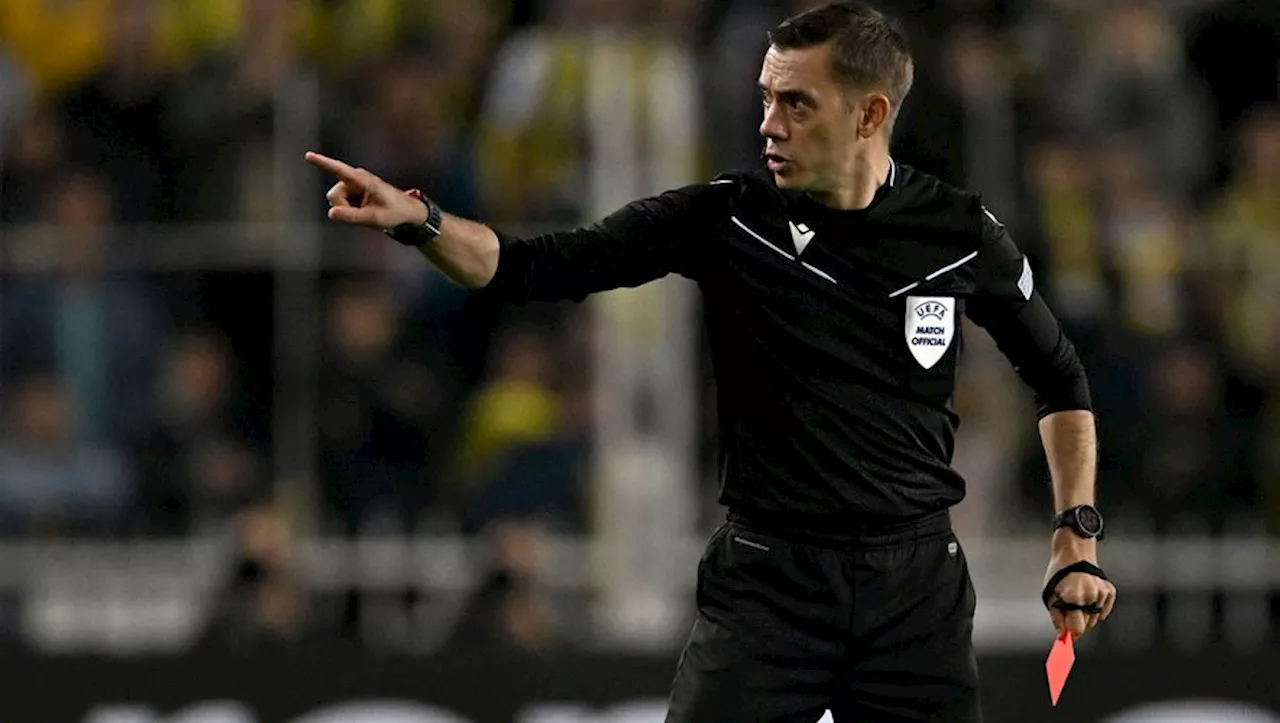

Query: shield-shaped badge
[[904, 296, 955, 369]]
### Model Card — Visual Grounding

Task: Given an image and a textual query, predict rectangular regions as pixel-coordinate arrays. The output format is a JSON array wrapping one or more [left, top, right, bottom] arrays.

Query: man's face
[[758, 44, 865, 192]]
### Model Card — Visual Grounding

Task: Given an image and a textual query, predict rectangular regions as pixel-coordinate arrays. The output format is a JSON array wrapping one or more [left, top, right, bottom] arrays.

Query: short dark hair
[[768, 2, 914, 120]]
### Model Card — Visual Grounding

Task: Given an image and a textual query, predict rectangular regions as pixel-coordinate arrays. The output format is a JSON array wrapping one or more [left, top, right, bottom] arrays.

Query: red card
[[1046, 630, 1076, 706]]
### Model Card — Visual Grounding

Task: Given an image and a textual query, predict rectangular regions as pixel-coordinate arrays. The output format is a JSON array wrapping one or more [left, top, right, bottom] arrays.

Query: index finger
[[305, 152, 361, 183]]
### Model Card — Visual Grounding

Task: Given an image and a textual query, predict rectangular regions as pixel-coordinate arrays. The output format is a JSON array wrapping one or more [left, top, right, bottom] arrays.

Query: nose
[[759, 101, 787, 143]]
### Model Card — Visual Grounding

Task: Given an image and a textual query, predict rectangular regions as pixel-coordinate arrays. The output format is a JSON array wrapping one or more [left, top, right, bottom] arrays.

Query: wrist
[[408, 197, 429, 227], [1052, 528, 1097, 555], [385, 189, 443, 247], [1055, 496, 1095, 514]]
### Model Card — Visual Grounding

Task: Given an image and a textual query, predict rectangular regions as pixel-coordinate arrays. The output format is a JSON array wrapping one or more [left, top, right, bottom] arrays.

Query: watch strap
[[385, 189, 442, 247]]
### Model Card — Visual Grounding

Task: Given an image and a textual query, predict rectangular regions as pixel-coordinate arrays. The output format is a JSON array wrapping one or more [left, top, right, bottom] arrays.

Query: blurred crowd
[[1, 0, 1280, 651]]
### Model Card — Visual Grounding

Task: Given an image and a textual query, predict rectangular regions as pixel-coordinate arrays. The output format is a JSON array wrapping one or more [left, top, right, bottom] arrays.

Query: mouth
[[765, 152, 792, 172]]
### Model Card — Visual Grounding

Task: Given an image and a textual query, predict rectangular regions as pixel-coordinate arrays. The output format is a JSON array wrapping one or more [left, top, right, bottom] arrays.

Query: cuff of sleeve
[[475, 228, 522, 302], [1034, 373, 1094, 419]]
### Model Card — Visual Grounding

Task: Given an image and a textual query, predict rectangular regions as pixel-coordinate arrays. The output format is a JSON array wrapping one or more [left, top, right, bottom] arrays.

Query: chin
[[769, 161, 813, 188], [772, 170, 802, 188]]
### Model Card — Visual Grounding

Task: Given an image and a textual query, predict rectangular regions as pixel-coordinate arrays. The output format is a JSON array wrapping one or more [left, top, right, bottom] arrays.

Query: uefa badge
[[904, 296, 955, 369]]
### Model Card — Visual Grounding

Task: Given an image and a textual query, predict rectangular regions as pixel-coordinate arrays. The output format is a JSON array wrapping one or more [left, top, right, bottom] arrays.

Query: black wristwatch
[[1053, 504, 1105, 540], [384, 188, 443, 247]]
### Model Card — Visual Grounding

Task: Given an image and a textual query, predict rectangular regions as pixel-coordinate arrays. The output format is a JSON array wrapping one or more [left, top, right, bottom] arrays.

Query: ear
[[857, 93, 892, 139]]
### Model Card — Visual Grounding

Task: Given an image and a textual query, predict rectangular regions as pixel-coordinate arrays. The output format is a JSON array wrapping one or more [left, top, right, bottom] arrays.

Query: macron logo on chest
[[789, 221, 815, 255]]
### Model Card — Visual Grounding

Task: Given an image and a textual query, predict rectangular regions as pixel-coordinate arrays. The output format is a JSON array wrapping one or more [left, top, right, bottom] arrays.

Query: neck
[[808, 148, 892, 211]]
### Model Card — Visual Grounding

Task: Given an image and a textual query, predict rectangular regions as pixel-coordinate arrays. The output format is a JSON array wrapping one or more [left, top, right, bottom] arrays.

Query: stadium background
[[0, 0, 1278, 720]]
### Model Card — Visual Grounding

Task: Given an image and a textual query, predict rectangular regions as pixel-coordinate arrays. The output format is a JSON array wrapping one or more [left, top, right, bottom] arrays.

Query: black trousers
[[665, 511, 982, 723]]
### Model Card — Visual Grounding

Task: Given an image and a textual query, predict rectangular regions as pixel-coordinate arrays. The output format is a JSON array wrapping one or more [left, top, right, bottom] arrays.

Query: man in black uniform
[[306, 2, 1118, 720]]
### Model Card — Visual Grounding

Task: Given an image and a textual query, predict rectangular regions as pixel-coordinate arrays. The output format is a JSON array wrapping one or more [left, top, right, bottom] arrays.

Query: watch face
[[1077, 506, 1102, 534]]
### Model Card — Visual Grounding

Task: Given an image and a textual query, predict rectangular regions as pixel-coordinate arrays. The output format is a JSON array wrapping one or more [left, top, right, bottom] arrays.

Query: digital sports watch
[[1053, 504, 1105, 540], [384, 188, 443, 247]]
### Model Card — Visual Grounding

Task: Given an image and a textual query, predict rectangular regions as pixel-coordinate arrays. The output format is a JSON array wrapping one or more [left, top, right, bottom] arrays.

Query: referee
[[307, 2, 1117, 720]]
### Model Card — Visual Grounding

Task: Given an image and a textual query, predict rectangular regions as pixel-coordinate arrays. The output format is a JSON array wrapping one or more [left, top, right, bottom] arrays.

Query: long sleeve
[[967, 208, 1093, 418], [482, 182, 729, 304]]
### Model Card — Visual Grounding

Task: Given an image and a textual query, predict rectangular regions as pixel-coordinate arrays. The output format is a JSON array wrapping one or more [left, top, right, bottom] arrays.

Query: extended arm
[[305, 151, 724, 303]]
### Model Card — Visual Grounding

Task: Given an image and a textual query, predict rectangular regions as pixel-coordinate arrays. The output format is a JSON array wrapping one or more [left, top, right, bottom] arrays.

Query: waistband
[[725, 509, 952, 549]]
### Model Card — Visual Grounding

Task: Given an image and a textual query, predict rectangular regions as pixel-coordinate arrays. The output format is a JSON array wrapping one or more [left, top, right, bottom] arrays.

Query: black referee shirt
[[484, 161, 1092, 532]]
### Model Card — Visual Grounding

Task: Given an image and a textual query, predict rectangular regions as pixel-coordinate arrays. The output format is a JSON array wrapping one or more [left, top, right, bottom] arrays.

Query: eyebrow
[[758, 83, 818, 106]]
